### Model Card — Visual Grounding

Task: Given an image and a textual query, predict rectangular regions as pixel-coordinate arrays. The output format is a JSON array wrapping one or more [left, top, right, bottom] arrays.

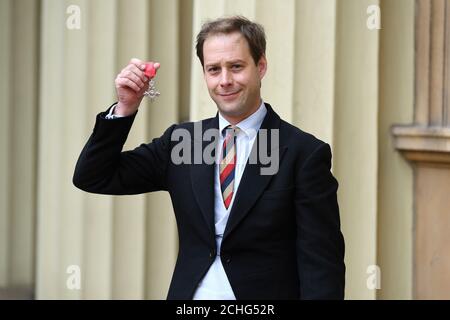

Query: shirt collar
[[218, 100, 267, 140]]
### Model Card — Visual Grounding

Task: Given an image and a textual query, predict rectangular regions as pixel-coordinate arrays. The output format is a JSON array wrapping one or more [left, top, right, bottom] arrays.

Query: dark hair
[[195, 16, 266, 68]]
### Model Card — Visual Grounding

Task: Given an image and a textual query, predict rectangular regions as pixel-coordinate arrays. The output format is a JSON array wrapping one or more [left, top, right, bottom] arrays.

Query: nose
[[219, 69, 232, 88]]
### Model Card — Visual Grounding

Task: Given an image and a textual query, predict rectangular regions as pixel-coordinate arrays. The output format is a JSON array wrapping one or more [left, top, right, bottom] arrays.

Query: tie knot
[[223, 125, 240, 138]]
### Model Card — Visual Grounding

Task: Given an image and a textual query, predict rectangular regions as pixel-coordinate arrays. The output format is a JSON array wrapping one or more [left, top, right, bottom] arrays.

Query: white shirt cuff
[[105, 103, 125, 119]]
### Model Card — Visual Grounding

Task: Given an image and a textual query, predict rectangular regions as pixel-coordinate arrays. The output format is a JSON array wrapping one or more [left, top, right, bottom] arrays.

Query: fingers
[[116, 62, 147, 93], [130, 57, 144, 67], [116, 76, 141, 92], [115, 58, 160, 93], [130, 58, 160, 76]]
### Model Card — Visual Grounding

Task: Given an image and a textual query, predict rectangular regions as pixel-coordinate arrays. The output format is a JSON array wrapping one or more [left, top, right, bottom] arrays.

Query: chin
[[217, 103, 244, 117]]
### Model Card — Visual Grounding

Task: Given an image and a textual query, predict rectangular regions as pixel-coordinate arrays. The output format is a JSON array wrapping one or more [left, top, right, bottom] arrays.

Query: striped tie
[[220, 125, 240, 209]]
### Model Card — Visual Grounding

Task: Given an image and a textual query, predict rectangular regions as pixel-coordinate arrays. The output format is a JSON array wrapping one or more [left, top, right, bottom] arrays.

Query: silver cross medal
[[143, 63, 160, 102]]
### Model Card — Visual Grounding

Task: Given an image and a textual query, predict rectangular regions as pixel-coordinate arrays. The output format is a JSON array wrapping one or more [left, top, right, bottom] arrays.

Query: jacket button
[[209, 250, 216, 258]]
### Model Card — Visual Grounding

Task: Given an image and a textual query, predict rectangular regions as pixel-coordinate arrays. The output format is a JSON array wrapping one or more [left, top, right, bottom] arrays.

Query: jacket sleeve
[[73, 106, 176, 195], [295, 143, 346, 299]]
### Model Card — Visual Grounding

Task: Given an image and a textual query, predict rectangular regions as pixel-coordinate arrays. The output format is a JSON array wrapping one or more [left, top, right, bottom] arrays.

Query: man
[[73, 16, 345, 299]]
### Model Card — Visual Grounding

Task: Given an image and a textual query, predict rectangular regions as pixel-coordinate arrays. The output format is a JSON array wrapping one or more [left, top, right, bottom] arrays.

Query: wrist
[[115, 102, 138, 117]]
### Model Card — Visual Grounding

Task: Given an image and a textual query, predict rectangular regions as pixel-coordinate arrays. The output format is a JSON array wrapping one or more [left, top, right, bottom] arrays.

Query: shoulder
[[264, 103, 329, 158], [277, 120, 335, 181], [171, 116, 216, 133], [279, 119, 328, 155], [157, 116, 217, 148]]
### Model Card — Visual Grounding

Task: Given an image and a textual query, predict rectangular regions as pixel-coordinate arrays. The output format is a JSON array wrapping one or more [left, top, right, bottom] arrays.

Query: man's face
[[203, 32, 267, 123]]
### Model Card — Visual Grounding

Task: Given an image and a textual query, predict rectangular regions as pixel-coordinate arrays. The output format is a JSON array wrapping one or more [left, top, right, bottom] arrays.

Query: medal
[[143, 63, 160, 101]]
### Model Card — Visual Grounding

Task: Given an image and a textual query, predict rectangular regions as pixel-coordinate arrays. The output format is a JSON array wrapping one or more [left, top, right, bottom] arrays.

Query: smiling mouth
[[219, 90, 240, 97]]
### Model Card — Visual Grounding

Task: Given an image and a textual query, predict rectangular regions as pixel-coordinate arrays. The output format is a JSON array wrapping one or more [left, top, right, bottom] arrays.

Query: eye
[[231, 64, 242, 70], [207, 66, 219, 74]]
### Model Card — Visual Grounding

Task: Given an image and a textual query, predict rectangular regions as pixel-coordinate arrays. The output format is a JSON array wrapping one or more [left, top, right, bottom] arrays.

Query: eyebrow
[[205, 59, 247, 68]]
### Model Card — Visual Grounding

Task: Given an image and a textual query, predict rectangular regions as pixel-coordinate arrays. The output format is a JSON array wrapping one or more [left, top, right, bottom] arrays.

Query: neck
[[221, 99, 262, 125]]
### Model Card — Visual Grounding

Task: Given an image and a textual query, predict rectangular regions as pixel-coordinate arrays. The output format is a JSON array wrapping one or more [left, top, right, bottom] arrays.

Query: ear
[[258, 55, 267, 79]]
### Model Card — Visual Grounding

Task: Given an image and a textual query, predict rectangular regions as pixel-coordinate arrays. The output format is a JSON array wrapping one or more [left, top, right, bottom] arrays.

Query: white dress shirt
[[193, 100, 267, 300]]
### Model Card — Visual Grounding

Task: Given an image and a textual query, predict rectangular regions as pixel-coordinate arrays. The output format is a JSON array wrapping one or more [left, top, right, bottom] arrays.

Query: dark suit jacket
[[73, 102, 345, 299]]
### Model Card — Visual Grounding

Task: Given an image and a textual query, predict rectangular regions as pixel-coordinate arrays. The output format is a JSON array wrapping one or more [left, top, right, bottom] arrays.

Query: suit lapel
[[223, 104, 287, 242], [190, 115, 219, 239]]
